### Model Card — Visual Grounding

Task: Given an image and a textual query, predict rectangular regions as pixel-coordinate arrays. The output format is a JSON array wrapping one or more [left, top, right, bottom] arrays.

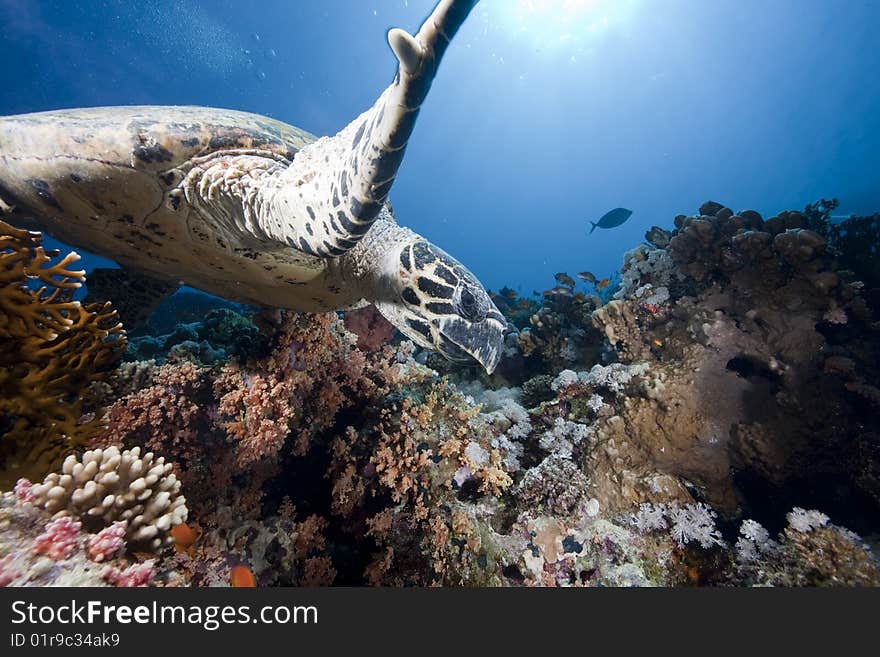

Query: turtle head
[[374, 240, 507, 374]]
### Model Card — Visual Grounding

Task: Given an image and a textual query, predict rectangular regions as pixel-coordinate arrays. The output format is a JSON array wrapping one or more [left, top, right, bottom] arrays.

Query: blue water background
[[1, 0, 878, 295]]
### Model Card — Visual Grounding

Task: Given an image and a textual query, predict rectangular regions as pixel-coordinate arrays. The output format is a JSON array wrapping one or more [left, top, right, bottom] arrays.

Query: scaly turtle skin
[[0, 0, 506, 373]]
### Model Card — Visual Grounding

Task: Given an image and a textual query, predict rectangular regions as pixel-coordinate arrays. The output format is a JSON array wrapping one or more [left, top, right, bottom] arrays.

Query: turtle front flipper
[[85, 267, 180, 331], [265, 0, 479, 257]]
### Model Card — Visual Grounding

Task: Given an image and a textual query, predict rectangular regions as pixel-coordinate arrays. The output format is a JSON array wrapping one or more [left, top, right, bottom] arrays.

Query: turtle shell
[[0, 106, 360, 310]]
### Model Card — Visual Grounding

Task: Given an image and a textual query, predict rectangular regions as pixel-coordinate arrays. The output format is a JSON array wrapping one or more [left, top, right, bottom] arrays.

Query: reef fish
[[596, 278, 611, 292], [589, 207, 633, 234], [500, 286, 519, 300], [554, 272, 576, 289], [231, 565, 257, 588], [171, 522, 199, 552], [577, 271, 597, 284], [645, 225, 672, 248]]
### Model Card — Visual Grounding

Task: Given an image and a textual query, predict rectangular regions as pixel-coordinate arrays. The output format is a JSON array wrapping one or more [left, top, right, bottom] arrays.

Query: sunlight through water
[[490, 0, 640, 54]]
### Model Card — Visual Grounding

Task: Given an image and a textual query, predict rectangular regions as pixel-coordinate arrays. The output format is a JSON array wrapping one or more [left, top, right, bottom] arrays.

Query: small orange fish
[[596, 278, 611, 291], [652, 338, 664, 347], [230, 565, 257, 588], [171, 522, 199, 552]]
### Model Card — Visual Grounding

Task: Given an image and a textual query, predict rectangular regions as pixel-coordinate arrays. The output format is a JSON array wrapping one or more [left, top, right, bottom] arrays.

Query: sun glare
[[490, 0, 638, 52]]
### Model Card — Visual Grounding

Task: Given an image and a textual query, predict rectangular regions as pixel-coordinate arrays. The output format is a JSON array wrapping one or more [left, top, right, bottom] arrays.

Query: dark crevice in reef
[[733, 468, 880, 538], [725, 355, 781, 384], [264, 410, 377, 586]]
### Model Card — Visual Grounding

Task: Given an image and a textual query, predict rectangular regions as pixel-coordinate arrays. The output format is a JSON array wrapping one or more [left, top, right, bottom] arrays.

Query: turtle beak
[[439, 313, 507, 375]]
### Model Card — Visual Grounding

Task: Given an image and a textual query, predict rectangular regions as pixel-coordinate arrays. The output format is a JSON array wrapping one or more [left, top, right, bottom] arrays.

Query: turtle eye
[[458, 287, 485, 322]]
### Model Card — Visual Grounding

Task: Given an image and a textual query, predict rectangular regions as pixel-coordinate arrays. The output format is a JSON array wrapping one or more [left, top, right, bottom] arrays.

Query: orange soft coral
[[0, 220, 126, 487]]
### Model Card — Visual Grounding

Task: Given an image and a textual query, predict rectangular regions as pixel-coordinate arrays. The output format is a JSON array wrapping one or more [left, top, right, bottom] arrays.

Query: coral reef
[[2, 199, 879, 588], [514, 290, 604, 377], [97, 311, 392, 517], [584, 201, 879, 522], [126, 307, 260, 364], [0, 221, 126, 488], [733, 509, 880, 586]]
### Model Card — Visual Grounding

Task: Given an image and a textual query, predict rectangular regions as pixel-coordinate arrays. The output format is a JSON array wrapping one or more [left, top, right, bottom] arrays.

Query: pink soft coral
[[33, 517, 81, 560], [13, 478, 34, 504], [98, 361, 212, 464], [215, 313, 372, 462], [0, 554, 21, 587], [96, 311, 395, 518], [102, 560, 155, 587], [87, 521, 127, 563]]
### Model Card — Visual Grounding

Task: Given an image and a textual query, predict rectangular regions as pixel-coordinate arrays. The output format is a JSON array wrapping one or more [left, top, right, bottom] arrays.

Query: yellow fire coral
[[0, 220, 126, 487]]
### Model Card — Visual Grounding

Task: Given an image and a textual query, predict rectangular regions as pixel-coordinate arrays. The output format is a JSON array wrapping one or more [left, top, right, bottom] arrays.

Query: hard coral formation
[[126, 307, 259, 365], [0, 220, 126, 487], [515, 291, 603, 376], [587, 201, 879, 518], [30, 446, 187, 551]]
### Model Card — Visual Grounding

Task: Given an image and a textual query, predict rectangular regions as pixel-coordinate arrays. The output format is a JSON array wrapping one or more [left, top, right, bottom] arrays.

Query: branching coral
[[0, 220, 126, 487]]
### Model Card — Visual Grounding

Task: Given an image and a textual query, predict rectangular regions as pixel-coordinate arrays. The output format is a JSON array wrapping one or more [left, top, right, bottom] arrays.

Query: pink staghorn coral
[[33, 517, 81, 560]]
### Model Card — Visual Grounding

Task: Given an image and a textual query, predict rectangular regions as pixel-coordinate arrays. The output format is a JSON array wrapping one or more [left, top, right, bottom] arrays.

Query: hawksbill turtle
[[0, 0, 507, 373]]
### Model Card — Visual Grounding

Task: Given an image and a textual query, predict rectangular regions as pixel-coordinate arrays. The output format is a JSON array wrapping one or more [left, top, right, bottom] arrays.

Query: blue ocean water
[[0, 0, 878, 294]]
